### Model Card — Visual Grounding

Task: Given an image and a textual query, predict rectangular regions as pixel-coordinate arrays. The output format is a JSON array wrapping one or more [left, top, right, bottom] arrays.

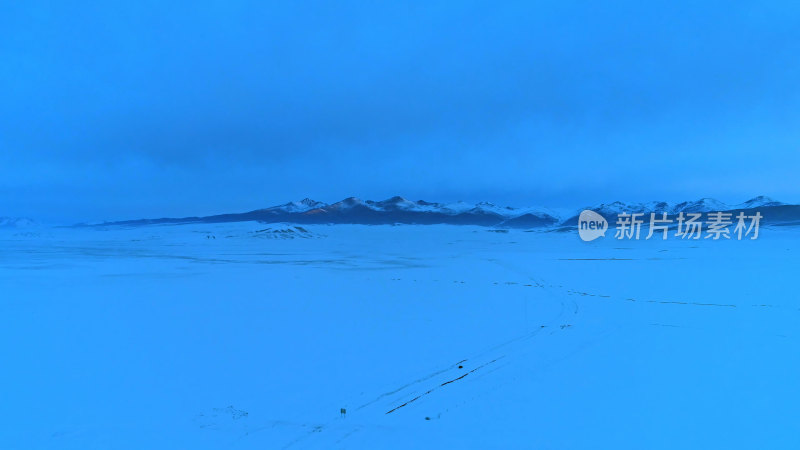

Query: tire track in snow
[[281, 259, 578, 448]]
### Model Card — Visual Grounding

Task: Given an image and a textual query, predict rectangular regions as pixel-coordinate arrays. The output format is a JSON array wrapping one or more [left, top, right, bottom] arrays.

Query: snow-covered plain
[[1, 223, 798, 449]]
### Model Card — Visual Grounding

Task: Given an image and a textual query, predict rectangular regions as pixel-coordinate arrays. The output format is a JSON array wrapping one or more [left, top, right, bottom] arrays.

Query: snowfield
[[1, 223, 798, 449]]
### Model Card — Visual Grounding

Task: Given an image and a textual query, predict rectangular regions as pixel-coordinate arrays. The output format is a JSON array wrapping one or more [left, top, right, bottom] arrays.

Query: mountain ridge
[[77, 195, 800, 229]]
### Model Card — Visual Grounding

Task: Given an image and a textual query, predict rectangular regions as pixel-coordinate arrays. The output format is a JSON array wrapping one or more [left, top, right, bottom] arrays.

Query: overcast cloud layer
[[2, 1, 799, 222]]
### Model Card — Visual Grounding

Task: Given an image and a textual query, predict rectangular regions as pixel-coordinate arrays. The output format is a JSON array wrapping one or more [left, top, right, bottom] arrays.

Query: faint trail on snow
[[356, 359, 468, 410], [281, 257, 582, 449], [384, 357, 504, 415]]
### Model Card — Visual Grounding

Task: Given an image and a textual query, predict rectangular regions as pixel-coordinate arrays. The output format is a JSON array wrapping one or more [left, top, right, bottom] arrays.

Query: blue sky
[[2, 1, 799, 222]]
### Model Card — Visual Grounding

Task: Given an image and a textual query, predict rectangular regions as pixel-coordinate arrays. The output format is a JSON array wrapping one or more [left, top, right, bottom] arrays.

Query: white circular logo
[[578, 210, 608, 241]]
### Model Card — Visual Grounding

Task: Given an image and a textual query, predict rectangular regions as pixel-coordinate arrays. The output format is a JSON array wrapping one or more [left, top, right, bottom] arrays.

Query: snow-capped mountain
[[292, 196, 558, 221], [365, 196, 425, 211], [568, 197, 784, 221], [735, 196, 784, 209], [581, 201, 670, 217], [94, 196, 799, 229], [288, 196, 560, 226], [670, 198, 730, 214], [99, 197, 559, 228], [561, 196, 796, 226], [265, 198, 328, 213]]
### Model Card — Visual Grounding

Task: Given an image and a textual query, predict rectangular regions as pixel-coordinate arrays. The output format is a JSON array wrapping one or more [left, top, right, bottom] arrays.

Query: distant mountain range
[[0, 217, 38, 229], [560, 196, 796, 226], [96, 196, 560, 228], [85, 195, 800, 228]]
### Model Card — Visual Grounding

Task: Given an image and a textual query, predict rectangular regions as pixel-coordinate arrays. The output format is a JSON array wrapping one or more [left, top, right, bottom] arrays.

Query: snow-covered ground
[[1, 223, 798, 449]]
